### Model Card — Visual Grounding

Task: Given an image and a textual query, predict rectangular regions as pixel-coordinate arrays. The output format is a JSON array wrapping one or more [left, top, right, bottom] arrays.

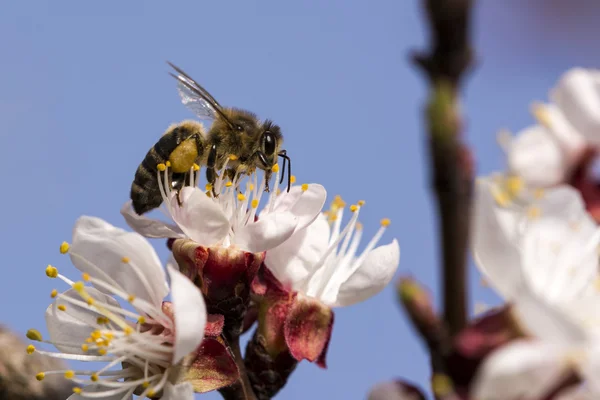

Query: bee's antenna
[[278, 150, 291, 192]]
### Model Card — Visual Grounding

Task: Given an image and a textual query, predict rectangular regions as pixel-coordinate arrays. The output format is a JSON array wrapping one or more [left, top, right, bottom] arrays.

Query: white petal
[[332, 239, 400, 307], [471, 179, 524, 299], [540, 104, 586, 164], [235, 211, 298, 253], [512, 288, 586, 344], [161, 382, 195, 400], [120, 201, 184, 239], [268, 184, 327, 231], [471, 340, 572, 400], [70, 216, 168, 308], [507, 125, 566, 187], [520, 212, 598, 306], [46, 288, 120, 354], [265, 214, 330, 289], [552, 68, 600, 147], [167, 264, 207, 364], [169, 187, 230, 246]]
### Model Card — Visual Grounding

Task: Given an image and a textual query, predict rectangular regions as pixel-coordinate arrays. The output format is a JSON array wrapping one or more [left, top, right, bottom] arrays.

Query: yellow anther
[[90, 331, 101, 340], [147, 390, 156, 397], [527, 206, 541, 219], [81, 344, 89, 352], [138, 316, 146, 325], [26, 345, 35, 354], [73, 387, 82, 394], [157, 163, 166, 172], [356, 222, 363, 231], [505, 176, 523, 196], [50, 289, 58, 298], [59, 242, 70, 254], [90, 373, 99, 382], [26, 329, 43, 342], [205, 183, 213, 191], [82, 273, 90, 282], [534, 188, 545, 200], [72, 281, 85, 292], [124, 326, 133, 336], [205, 191, 212, 197], [45, 265, 58, 278], [127, 295, 135, 303], [301, 183, 309, 192], [35, 372, 45, 381], [276, 189, 281, 195], [290, 175, 297, 184], [96, 338, 106, 346], [272, 164, 280, 173], [251, 199, 259, 209], [86, 298, 95, 306], [492, 189, 511, 207], [104, 332, 113, 340], [248, 183, 255, 191], [120, 256, 130, 264], [142, 381, 151, 388], [85, 337, 92, 343], [357, 200, 365, 206], [380, 218, 391, 227], [96, 317, 109, 325], [225, 181, 233, 188], [237, 193, 246, 201], [97, 348, 107, 356], [64, 370, 75, 379], [349, 205, 358, 212], [229, 154, 238, 161], [531, 102, 552, 128], [57, 305, 67, 312], [333, 195, 346, 208], [165, 161, 171, 167], [193, 163, 200, 171]]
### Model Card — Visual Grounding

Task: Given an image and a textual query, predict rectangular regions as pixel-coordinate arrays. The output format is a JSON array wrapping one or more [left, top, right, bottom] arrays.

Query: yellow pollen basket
[[59, 242, 70, 254]]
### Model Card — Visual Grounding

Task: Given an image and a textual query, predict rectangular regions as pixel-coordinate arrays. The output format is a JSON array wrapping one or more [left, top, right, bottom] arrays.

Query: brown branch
[[218, 337, 258, 400], [413, 0, 475, 337]]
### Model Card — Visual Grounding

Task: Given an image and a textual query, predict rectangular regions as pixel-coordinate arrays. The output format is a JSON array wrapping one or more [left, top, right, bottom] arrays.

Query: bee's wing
[[175, 80, 218, 121], [169, 62, 233, 126]]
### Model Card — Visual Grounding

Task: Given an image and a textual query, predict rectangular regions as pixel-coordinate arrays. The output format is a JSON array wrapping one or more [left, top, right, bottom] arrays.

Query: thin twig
[[413, 0, 475, 337]]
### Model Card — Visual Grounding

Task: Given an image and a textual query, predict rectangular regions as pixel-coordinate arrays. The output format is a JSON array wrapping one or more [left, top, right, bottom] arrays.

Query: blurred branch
[[219, 337, 258, 400], [413, 0, 475, 337]]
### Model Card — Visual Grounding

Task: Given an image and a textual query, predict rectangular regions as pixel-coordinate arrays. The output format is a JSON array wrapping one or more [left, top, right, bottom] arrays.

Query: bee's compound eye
[[263, 131, 276, 156]]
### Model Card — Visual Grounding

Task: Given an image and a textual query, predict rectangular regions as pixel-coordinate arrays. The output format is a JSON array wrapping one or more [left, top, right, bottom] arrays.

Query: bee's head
[[257, 120, 282, 169]]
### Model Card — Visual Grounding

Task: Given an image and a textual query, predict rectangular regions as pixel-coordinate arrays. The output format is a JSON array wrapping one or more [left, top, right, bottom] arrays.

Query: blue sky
[[2, 1, 599, 399]]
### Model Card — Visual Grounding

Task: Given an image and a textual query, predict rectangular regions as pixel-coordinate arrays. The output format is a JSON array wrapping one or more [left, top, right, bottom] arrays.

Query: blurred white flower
[[265, 197, 400, 307], [471, 179, 600, 399], [29, 217, 205, 400], [121, 164, 326, 253]]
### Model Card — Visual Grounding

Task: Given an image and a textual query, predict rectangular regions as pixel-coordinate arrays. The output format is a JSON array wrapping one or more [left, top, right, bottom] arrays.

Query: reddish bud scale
[[253, 266, 334, 368], [187, 337, 239, 393], [172, 239, 265, 338], [568, 148, 600, 223]]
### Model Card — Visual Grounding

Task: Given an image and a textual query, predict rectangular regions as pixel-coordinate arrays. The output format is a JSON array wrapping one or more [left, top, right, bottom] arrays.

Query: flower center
[[28, 244, 175, 398], [304, 198, 391, 303]]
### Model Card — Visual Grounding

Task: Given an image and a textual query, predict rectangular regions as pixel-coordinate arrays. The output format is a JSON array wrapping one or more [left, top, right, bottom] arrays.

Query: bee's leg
[[253, 150, 271, 192], [206, 144, 218, 197], [171, 173, 187, 207]]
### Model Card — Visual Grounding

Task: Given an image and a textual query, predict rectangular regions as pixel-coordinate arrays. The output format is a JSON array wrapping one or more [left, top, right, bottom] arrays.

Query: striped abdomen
[[130, 121, 204, 215]]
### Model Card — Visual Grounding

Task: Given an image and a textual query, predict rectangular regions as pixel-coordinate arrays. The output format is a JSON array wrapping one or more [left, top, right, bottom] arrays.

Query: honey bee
[[130, 63, 291, 215]]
